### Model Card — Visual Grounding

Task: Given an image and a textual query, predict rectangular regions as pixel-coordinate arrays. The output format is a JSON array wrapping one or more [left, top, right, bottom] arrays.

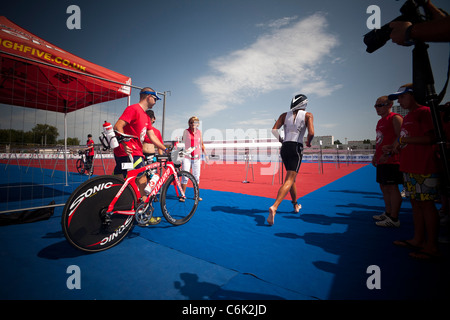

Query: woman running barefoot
[[268, 94, 314, 226]]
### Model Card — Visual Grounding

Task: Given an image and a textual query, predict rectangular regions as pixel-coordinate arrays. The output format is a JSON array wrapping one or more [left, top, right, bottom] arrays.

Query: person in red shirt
[[388, 84, 441, 260], [371, 96, 403, 227], [113, 87, 167, 225], [438, 102, 450, 243], [143, 109, 164, 160], [85, 134, 95, 172]]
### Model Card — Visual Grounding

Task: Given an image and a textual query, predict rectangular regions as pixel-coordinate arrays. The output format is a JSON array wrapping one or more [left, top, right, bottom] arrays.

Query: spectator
[[372, 96, 404, 227], [181, 116, 207, 201], [143, 109, 164, 161], [388, 84, 441, 260], [85, 134, 95, 172]]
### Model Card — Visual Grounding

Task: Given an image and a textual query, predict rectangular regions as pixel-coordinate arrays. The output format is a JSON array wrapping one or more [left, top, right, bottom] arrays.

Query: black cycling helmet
[[290, 94, 308, 110]]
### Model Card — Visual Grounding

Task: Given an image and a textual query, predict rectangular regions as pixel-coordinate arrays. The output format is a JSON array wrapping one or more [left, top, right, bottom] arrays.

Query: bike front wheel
[[76, 159, 85, 174], [61, 175, 137, 252], [160, 170, 199, 225]]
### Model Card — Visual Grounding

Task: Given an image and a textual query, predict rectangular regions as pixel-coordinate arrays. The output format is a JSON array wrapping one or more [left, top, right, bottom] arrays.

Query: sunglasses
[[374, 103, 389, 108]]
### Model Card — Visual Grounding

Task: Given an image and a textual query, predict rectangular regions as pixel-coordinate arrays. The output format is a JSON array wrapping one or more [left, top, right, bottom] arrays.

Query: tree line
[[0, 124, 80, 147]]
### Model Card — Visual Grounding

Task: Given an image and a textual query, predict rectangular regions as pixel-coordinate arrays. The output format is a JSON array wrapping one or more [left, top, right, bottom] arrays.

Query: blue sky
[[2, 0, 450, 144]]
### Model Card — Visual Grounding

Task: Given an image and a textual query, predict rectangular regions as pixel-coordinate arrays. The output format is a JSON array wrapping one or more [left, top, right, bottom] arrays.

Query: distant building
[[392, 104, 409, 117], [305, 135, 334, 147], [347, 140, 375, 150]]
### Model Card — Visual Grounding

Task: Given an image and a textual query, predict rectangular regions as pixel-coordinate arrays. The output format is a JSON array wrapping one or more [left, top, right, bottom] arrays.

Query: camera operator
[[390, 0, 450, 45]]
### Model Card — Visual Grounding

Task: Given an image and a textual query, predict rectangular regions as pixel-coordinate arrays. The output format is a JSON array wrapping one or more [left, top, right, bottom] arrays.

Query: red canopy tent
[[0, 16, 131, 111], [0, 16, 132, 185]]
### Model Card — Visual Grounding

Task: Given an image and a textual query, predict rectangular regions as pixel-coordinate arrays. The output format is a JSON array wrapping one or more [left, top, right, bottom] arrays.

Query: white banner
[[0, 153, 114, 160]]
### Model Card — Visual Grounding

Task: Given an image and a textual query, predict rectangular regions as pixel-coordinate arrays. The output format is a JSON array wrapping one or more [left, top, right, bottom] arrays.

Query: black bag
[[0, 201, 55, 226]]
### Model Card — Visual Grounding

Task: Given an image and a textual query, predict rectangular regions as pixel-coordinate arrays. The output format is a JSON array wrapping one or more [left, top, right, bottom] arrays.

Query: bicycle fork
[[169, 165, 186, 201]]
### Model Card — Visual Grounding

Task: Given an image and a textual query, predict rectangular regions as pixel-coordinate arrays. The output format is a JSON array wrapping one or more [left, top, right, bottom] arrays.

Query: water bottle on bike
[[102, 121, 119, 149], [144, 171, 160, 195]]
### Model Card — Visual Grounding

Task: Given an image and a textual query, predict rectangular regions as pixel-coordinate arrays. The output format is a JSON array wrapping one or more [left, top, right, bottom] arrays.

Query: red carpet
[[199, 161, 368, 199]]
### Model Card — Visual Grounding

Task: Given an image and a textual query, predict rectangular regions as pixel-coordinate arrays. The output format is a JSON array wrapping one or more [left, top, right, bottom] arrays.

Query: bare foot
[[267, 206, 276, 225]]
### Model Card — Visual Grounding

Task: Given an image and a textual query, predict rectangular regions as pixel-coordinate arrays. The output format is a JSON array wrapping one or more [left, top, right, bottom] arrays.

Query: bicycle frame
[[105, 159, 183, 217]]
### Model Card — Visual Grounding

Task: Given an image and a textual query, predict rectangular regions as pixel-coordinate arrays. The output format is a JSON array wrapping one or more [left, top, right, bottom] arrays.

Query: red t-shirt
[[113, 103, 152, 158], [375, 112, 401, 165], [143, 123, 163, 145], [87, 138, 95, 156], [153, 127, 163, 145], [399, 106, 438, 174]]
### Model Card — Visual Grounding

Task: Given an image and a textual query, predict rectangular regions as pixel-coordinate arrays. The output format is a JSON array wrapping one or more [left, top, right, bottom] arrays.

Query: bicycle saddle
[[114, 130, 138, 142]]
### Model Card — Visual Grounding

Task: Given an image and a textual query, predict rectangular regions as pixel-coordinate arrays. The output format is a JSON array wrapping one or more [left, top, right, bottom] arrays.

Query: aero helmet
[[290, 94, 308, 110]]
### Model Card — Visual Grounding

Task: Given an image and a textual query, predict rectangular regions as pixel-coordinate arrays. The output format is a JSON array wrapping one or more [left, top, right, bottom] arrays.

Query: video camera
[[364, 0, 430, 53]]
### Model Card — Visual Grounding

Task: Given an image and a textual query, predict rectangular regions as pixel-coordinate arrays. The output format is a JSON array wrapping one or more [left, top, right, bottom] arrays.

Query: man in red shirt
[[388, 84, 441, 260], [85, 134, 95, 172], [113, 87, 167, 225], [372, 96, 403, 227], [143, 109, 164, 160]]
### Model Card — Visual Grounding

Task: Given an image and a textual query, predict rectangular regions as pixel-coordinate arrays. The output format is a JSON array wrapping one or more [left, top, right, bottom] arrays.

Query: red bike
[[61, 132, 199, 252]]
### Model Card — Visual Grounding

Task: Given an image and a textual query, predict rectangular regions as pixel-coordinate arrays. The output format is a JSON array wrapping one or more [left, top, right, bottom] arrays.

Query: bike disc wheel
[[61, 175, 137, 252], [160, 170, 199, 225]]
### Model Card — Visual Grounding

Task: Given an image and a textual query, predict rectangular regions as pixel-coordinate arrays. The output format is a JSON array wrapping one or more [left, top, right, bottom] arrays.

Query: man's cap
[[140, 88, 161, 100], [388, 84, 413, 101]]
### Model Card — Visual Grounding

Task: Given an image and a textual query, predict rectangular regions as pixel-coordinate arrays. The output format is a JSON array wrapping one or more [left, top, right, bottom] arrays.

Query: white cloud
[[194, 13, 340, 118], [320, 123, 338, 129], [256, 16, 299, 29], [301, 81, 343, 97], [235, 117, 274, 127]]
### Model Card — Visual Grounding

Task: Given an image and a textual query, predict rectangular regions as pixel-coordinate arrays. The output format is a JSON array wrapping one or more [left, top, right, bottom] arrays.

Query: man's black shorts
[[113, 155, 146, 178], [376, 164, 403, 185], [281, 141, 303, 173]]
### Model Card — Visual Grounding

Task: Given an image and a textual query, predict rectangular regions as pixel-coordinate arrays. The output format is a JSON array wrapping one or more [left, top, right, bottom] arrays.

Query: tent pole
[[64, 101, 69, 187], [159, 91, 170, 142], [162, 92, 166, 141]]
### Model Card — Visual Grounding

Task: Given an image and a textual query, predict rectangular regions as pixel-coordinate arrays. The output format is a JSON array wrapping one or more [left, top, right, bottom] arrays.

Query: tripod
[[413, 41, 450, 196]]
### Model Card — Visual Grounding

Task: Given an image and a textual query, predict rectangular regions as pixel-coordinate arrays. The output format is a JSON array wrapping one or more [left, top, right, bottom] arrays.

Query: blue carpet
[[0, 165, 449, 300]]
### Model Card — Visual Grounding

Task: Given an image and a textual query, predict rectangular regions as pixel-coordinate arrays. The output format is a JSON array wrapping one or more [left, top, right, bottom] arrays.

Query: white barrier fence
[[0, 147, 373, 163], [203, 142, 374, 163], [0, 152, 114, 160]]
